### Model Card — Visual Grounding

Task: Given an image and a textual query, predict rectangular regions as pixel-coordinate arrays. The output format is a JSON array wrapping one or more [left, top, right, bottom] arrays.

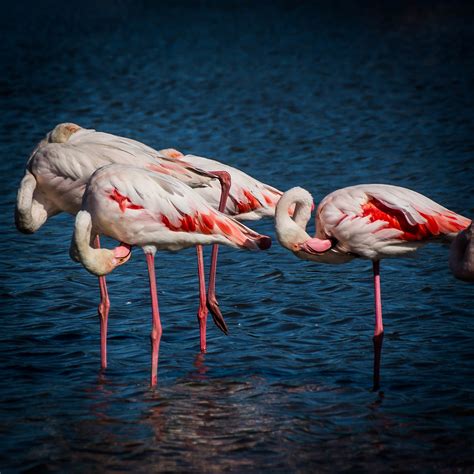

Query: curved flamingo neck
[[275, 187, 314, 251], [73, 211, 130, 276], [15, 172, 55, 234]]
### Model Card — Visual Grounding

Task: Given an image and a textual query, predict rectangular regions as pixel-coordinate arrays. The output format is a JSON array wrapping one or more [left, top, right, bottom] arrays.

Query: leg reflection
[[372, 332, 384, 391], [192, 352, 209, 380]]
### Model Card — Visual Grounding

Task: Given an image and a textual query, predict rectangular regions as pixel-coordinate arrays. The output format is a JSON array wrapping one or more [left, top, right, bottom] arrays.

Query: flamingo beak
[[297, 238, 332, 254], [113, 243, 132, 267]]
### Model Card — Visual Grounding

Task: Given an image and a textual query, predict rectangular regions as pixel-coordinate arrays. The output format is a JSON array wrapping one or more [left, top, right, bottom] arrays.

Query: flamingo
[[275, 184, 471, 389], [15, 123, 231, 368], [71, 164, 272, 386], [450, 223, 474, 281], [158, 148, 282, 336]]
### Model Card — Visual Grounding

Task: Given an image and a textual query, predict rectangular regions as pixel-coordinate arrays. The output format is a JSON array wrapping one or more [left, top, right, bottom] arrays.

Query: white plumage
[[20, 124, 217, 224], [81, 164, 270, 253]]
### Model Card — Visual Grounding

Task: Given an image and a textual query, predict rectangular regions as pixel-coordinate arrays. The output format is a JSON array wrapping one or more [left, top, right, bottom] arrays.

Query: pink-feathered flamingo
[[275, 185, 471, 389], [15, 123, 230, 369], [71, 164, 271, 386], [158, 148, 282, 337]]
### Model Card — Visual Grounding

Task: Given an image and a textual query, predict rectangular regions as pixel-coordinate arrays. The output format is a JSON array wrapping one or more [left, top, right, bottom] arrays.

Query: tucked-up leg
[[146, 252, 163, 387], [206, 170, 231, 334]]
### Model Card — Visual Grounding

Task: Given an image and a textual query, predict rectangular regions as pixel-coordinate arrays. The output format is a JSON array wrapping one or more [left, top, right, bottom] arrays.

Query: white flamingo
[[71, 164, 272, 386], [15, 123, 230, 368], [158, 148, 282, 335], [275, 184, 471, 389]]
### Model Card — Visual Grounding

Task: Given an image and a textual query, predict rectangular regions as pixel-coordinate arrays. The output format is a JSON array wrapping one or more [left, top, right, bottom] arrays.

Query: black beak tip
[[258, 235, 272, 250]]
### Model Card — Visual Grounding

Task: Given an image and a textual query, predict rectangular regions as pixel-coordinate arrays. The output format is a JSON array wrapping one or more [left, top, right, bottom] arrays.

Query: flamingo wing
[[317, 184, 471, 258], [89, 165, 270, 249], [30, 130, 215, 193], [29, 131, 155, 184], [105, 169, 203, 224], [362, 184, 471, 239], [69, 130, 216, 187]]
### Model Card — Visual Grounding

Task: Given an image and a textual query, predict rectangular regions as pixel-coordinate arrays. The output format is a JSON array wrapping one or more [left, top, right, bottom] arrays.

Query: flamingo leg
[[372, 260, 384, 391], [206, 170, 231, 335], [196, 245, 208, 353], [95, 236, 110, 370], [146, 252, 162, 387]]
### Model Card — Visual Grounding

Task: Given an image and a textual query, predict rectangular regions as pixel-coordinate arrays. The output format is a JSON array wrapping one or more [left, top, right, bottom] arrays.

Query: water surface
[[1, 1, 473, 472]]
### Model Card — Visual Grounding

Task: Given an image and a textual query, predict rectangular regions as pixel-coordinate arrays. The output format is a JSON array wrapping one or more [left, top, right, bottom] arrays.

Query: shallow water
[[1, 1, 473, 472]]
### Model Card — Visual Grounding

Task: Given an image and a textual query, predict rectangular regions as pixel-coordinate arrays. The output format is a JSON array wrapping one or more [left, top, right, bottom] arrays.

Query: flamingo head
[[72, 210, 132, 276], [158, 148, 185, 159], [49, 123, 82, 143], [90, 243, 132, 277], [276, 187, 335, 262]]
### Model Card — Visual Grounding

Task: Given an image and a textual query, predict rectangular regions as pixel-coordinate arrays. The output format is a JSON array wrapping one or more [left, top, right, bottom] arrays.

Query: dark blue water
[[1, 1, 473, 472]]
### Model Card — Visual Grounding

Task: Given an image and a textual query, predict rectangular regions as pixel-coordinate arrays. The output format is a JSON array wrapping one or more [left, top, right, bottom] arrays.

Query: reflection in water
[[372, 333, 384, 392], [191, 352, 210, 380], [76, 372, 280, 472]]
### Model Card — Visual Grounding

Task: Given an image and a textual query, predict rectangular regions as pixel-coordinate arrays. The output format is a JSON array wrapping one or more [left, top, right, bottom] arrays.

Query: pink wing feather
[[316, 184, 471, 260], [360, 185, 471, 240], [89, 165, 271, 250]]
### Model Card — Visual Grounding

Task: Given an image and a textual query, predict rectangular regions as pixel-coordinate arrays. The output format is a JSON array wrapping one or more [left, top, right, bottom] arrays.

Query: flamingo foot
[[207, 296, 229, 335], [372, 332, 384, 391]]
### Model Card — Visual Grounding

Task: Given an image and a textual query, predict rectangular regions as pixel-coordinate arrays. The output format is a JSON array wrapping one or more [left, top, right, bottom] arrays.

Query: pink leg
[[95, 236, 110, 370], [146, 252, 163, 387], [196, 245, 208, 353], [373, 260, 384, 337], [206, 171, 231, 334], [372, 260, 384, 391]]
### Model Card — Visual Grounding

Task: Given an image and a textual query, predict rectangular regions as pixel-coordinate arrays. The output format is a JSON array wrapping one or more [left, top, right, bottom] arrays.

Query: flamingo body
[[81, 164, 271, 254], [277, 185, 470, 264], [73, 164, 271, 385], [276, 184, 471, 389], [20, 124, 217, 225], [316, 184, 469, 259]]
